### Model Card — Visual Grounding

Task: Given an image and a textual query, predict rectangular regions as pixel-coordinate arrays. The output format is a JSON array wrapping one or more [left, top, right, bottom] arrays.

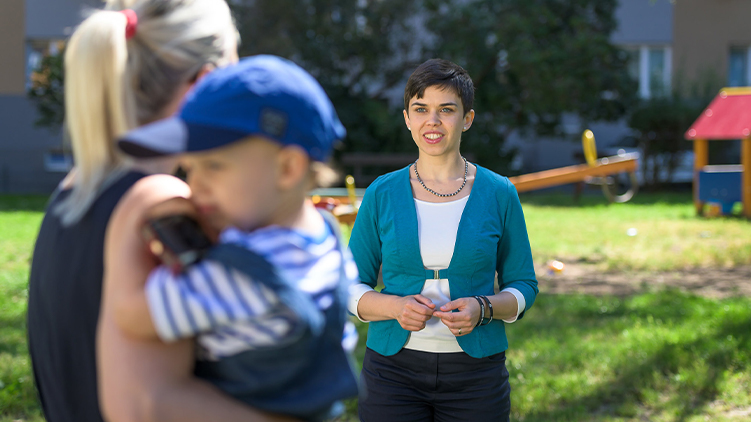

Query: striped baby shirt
[[144, 220, 360, 360]]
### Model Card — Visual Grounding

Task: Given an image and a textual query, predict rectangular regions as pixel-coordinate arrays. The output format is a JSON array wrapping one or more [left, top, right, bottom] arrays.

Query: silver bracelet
[[480, 295, 493, 325], [473, 295, 485, 327]]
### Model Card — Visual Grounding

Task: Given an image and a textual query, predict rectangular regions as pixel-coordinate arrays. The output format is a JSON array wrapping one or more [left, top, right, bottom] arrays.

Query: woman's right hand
[[355, 291, 435, 330], [392, 294, 436, 331]]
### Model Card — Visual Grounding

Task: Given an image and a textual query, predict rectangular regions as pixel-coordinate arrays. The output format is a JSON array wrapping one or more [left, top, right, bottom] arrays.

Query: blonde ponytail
[[56, 11, 135, 226], [55, 0, 237, 225]]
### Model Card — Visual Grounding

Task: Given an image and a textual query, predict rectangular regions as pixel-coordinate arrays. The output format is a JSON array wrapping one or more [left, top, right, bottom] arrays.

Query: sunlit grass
[[521, 192, 751, 271], [0, 196, 45, 421], [336, 291, 751, 422], [3, 193, 751, 421]]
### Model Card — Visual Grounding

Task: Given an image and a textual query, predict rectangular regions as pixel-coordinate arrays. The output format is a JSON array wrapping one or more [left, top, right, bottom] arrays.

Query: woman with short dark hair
[[348, 58, 539, 421]]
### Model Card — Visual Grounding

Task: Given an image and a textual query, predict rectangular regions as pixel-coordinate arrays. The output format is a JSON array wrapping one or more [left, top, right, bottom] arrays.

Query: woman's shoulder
[[474, 164, 514, 193], [119, 174, 190, 210], [109, 174, 191, 231], [471, 164, 523, 216], [367, 165, 409, 193]]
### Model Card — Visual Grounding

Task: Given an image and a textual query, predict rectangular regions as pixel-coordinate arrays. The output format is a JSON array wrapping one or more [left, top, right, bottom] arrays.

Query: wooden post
[[0, 0, 26, 95], [693, 138, 709, 215], [742, 138, 751, 218]]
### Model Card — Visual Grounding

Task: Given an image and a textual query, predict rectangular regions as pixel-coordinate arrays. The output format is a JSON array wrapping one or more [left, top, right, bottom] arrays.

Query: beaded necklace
[[413, 157, 468, 197]]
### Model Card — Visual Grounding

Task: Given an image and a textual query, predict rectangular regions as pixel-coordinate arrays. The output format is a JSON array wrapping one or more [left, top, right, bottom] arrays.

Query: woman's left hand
[[432, 298, 481, 337]]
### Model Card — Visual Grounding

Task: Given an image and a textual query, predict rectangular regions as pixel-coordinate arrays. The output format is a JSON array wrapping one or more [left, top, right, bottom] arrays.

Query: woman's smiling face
[[403, 85, 474, 158]]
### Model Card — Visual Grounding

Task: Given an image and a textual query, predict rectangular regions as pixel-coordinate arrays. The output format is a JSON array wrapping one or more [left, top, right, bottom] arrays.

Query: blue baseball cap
[[118, 55, 345, 161]]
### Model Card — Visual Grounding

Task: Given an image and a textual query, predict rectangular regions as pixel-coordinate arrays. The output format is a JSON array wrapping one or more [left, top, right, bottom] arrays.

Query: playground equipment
[[311, 175, 362, 225], [507, 130, 639, 203], [685, 87, 751, 219], [311, 130, 640, 226]]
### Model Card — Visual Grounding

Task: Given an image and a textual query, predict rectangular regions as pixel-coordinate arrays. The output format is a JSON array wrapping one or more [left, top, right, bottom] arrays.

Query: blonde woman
[[26, 1, 295, 421]]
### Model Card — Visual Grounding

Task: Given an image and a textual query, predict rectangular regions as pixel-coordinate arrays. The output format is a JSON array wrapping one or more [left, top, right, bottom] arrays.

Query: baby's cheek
[[207, 212, 231, 232]]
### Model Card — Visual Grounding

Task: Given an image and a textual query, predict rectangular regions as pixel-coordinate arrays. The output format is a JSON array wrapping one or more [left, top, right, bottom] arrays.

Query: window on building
[[626, 49, 640, 82], [728, 46, 751, 87], [44, 150, 73, 172], [623, 45, 672, 99]]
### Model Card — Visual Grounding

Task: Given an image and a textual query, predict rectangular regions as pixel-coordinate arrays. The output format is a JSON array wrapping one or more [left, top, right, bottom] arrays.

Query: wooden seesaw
[[311, 130, 640, 226], [508, 130, 640, 203]]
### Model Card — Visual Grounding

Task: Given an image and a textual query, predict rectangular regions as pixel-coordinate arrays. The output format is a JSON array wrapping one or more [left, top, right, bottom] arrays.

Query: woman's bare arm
[[98, 174, 298, 422], [356, 291, 436, 331], [110, 196, 209, 340]]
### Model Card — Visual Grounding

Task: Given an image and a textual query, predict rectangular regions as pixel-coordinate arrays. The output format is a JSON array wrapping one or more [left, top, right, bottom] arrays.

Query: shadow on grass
[[509, 290, 751, 421], [0, 311, 28, 356], [524, 319, 749, 421], [0, 195, 49, 212]]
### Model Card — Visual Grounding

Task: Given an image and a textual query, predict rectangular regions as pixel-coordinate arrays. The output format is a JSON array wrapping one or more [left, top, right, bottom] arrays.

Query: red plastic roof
[[685, 87, 751, 140]]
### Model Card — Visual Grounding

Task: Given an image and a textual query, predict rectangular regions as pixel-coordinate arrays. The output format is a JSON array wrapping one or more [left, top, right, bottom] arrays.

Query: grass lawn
[[505, 291, 751, 422], [521, 191, 751, 271], [1, 192, 751, 421], [0, 196, 47, 422]]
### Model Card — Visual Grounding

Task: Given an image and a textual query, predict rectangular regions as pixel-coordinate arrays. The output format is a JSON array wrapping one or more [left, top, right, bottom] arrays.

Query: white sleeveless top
[[403, 196, 469, 352]]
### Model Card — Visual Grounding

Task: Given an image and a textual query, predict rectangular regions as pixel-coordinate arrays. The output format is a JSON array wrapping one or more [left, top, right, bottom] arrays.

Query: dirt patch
[[536, 263, 751, 299]]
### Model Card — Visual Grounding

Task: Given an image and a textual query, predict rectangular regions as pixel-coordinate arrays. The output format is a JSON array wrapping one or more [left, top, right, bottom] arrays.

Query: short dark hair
[[403, 58, 475, 115]]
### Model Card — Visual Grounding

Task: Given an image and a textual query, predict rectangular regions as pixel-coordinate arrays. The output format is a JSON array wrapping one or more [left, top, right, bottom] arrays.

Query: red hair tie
[[121, 9, 138, 40]]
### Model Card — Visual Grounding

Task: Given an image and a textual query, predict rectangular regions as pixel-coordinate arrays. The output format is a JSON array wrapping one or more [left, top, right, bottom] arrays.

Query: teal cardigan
[[349, 164, 538, 358]]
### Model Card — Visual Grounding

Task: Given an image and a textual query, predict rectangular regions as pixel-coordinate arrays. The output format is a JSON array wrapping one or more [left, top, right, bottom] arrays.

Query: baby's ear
[[276, 145, 310, 190]]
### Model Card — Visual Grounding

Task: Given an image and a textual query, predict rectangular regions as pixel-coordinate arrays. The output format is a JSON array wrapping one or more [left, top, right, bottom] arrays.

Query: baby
[[115, 55, 360, 421]]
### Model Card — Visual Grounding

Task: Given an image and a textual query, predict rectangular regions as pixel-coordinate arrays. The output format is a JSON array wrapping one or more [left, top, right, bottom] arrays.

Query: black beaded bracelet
[[473, 295, 485, 328], [480, 295, 494, 325]]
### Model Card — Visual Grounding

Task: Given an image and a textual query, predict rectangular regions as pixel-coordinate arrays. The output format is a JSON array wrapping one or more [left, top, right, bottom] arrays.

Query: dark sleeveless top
[[27, 171, 145, 422]]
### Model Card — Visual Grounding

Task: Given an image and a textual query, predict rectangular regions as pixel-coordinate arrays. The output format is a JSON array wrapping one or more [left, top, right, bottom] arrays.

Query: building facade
[[673, 0, 751, 93], [0, 0, 97, 194], [512, 0, 751, 176], [509, 0, 675, 175], [2, 0, 751, 192], [612, 0, 673, 100]]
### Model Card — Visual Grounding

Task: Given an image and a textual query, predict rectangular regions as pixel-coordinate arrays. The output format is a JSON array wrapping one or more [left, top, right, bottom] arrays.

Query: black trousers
[[358, 347, 511, 422]]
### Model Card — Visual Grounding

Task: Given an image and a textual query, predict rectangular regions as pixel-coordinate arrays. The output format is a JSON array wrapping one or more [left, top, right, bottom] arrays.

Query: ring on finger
[[458, 328, 462, 335]]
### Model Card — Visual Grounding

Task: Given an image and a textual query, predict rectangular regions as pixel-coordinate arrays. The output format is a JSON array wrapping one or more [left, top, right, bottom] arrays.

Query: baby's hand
[[141, 197, 217, 273], [145, 197, 218, 242]]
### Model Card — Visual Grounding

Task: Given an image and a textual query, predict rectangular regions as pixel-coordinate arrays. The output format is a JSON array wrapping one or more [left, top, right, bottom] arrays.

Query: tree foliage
[[421, 0, 637, 170], [232, 0, 636, 175], [28, 1, 638, 178], [231, 0, 424, 158], [27, 52, 65, 133], [628, 97, 702, 187]]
